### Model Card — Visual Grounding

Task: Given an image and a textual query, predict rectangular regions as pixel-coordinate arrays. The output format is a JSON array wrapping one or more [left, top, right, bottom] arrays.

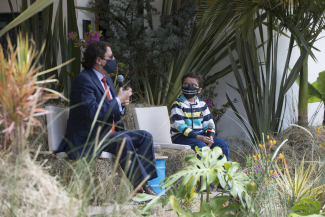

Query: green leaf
[[210, 195, 232, 214], [317, 71, 325, 95], [170, 195, 189, 216], [224, 163, 232, 172], [299, 198, 321, 210], [200, 202, 211, 213], [132, 193, 167, 213]]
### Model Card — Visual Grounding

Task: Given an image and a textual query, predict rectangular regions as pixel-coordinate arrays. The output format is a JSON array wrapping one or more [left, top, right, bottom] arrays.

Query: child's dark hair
[[182, 71, 203, 87]]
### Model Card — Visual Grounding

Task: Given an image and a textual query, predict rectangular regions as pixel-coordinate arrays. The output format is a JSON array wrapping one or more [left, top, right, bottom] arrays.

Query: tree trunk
[[298, 54, 309, 126]]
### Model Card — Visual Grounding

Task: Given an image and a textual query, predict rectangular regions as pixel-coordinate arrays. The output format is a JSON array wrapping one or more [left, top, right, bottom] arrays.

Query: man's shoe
[[144, 185, 158, 196]]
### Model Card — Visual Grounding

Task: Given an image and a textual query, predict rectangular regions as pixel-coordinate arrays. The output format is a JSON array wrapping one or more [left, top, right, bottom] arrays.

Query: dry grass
[[273, 125, 324, 167], [0, 152, 82, 217], [222, 133, 253, 167], [43, 156, 133, 206]]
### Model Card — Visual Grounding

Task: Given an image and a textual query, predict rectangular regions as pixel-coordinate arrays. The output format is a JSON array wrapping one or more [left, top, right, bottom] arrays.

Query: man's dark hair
[[182, 71, 203, 87], [81, 41, 111, 69]]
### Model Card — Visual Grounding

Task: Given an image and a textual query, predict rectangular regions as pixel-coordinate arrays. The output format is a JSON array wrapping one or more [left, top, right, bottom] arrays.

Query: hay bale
[[160, 148, 198, 190], [0, 153, 81, 216], [40, 155, 133, 206], [161, 149, 196, 178], [221, 133, 253, 167], [274, 125, 323, 166]]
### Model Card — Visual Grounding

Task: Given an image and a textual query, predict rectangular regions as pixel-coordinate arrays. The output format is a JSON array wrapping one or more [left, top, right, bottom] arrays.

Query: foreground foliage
[[133, 146, 253, 216]]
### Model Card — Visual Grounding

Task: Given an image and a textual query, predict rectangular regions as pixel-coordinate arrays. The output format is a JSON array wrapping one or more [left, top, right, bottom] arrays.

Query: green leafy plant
[[288, 198, 325, 217], [197, 0, 321, 142], [297, 70, 325, 125], [133, 146, 254, 216]]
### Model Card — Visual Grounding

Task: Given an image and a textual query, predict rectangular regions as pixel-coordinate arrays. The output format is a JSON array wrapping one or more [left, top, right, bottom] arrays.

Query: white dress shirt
[[92, 68, 124, 113]]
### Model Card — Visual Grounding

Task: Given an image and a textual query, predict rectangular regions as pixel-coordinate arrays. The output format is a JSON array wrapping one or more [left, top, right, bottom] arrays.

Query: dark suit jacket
[[57, 68, 124, 160]]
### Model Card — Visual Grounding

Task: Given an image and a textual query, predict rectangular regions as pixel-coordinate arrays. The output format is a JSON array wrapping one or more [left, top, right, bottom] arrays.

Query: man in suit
[[57, 41, 158, 195]]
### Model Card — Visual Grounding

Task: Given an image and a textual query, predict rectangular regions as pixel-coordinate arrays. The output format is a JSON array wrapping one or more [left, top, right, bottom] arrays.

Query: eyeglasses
[[102, 55, 114, 61], [182, 83, 199, 88]]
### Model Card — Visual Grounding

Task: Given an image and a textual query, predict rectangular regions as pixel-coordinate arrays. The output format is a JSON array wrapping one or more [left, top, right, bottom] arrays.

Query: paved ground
[[88, 189, 229, 216]]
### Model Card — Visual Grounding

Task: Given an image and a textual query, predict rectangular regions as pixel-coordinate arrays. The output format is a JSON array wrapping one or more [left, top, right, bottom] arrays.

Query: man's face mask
[[182, 84, 199, 99], [102, 59, 117, 74]]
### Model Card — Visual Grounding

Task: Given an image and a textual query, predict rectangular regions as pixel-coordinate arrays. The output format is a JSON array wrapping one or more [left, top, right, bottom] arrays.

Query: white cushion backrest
[[45, 106, 69, 152], [133, 106, 172, 144]]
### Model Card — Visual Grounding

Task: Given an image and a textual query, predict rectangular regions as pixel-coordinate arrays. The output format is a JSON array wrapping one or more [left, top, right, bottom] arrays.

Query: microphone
[[117, 75, 124, 89], [206, 122, 214, 137], [117, 75, 126, 115]]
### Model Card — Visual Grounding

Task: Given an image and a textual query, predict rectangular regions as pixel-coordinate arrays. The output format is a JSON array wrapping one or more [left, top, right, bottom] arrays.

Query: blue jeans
[[172, 132, 229, 161]]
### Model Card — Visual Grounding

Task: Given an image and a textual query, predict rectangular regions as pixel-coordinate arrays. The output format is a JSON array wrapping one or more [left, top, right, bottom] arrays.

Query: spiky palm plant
[[0, 34, 71, 155], [196, 0, 325, 141]]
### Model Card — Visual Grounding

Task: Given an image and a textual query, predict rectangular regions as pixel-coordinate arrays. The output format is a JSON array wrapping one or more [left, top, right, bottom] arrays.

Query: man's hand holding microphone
[[117, 75, 132, 107]]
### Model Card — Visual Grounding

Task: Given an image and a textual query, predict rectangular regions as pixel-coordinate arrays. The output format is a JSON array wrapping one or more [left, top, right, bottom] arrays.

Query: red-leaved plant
[[0, 34, 71, 155]]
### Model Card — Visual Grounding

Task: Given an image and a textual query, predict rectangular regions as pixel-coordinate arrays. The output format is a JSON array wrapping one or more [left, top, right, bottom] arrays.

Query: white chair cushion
[[133, 106, 191, 150]]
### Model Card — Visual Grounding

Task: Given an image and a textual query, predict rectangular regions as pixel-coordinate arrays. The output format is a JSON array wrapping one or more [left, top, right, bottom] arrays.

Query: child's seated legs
[[172, 132, 229, 161]]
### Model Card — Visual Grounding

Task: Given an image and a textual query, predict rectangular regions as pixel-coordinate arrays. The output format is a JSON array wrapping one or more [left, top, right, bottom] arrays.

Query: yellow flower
[[321, 126, 324, 129], [279, 153, 284, 159], [318, 134, 321, 137], [263, 144, 265, 148], [270, 180, 273, 184], [253, 155, 257, 159], [273, 171, 277, 175], [251, 182, 255, 187], [270, 170, 273, 175], [198, 177, 200, 182], [270, 140, 273, 144], [320, 144, 322, 148], [258, 154, 261, 159], [265, 179, 268, 184], [259, 144, 262, 148], [318, 130, 320, 133], [267, 135, 270, 140], [273, 140, 276, 145]]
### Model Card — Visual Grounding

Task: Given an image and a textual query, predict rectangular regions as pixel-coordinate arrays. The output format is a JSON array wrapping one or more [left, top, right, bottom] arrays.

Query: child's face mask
[[182, 85, 199, 99]]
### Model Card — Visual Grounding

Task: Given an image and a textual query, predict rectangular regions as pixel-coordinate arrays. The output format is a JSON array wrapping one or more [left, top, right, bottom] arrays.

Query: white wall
[[75, 0, 95, 37]]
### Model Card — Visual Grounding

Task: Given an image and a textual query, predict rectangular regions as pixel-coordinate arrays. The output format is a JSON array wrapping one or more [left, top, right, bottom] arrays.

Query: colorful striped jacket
[[170, 94, 216, 139]]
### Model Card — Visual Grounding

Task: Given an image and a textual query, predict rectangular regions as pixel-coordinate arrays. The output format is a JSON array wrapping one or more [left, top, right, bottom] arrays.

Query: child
[[170, 71, 229, 160]]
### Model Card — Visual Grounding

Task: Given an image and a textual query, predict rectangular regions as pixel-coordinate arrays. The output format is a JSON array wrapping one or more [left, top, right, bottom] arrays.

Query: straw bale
[[0, 152, 81, 217], [221, 133, 253, 167], [273, 125, 324, 167], [161, 149, 195, 178], [38, 154, 133, 206], [160, 148, 198, 190]]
